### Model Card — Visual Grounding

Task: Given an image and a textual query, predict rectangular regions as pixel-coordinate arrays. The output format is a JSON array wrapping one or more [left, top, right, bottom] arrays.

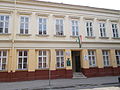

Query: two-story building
[[0, 0, 120, 82]]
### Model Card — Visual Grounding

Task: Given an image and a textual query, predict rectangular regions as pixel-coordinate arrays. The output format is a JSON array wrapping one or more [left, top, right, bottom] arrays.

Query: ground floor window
[[0, 50, 7, 70], [38, 50, 48, 69], [102, 50, 110, 66], [56, 50, 64, 68], [18, 50, 28, 70], [88, 50, 96, 67], [115, 50, 120, 66]]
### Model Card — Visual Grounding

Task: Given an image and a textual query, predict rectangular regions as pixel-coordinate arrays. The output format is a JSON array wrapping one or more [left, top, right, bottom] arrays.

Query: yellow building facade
[[0, 0, 120, 82]]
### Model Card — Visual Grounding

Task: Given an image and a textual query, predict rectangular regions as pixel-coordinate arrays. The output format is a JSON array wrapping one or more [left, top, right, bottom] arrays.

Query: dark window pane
[[25, 29, 28, 34], [18, 64, 22, 69], [2, 58, 6, 63], [18, 58, 22, 63], [20, 29, 24, 34], [23, 58, 27, 63], [24, 51, 27, 56], [43, 51, 46, 55], [5, 28, 8, 33], [19, 51, 22, 56], [0, 28, 3, 33], [1, 16, 4, 20], [39, 51, 42, 56], [2, 64, 6, 70], [39, 63, 42, 68], [23, 64, 26, 69], [3, 51, 7, 56]]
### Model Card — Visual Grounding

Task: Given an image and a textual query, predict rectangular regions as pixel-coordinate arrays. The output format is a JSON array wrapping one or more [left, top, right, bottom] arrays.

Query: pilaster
[[65, 49, 72, 70], [96, 49, 104, 68], [28, 49, 36, 71], [110, 49, 117, 67], [81, 49, 89, 68], [50, 49, 56, 70]]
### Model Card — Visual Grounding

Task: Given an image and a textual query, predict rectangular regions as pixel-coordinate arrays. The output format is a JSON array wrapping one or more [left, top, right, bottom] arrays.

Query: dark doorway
[[75, 56, 80, 72], [72, 51, 81, 72]]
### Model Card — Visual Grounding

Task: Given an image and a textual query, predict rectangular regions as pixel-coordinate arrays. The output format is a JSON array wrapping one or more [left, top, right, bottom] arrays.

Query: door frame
[[71, 51, 81, 73]]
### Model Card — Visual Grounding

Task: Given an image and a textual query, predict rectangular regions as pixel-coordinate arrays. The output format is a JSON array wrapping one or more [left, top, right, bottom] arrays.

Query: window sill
[[16, 34, 32, 36], [112, 37, 120, 39], [70, 35, 79, 38], [36, 34, 49, 37], [85, 36, 96, 39], [0, 70, 7, 72], [99, 37, 109, 39], [16, 69, 28, 71], [56, 67, 65, 69], [36, 68, 49, 70], [103, 66, 112, 69], [89, 66, 97, 68], [0, 33, 11, 35], [54, 35, 66, 37]]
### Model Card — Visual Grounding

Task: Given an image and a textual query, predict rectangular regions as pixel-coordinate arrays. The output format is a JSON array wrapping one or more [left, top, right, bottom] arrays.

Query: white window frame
[[38, 50, 48, 69], [112, 23, 119, 38], [71, 20, 79, 36], [88, 50, 96, 67], [102, 50, 110, 67], [0, 15, 9, 34], [38, 17, 47, 35], [55, 18, 64, 35], [99, 22, 106, 37], [56, 50, 64, 68], [17, 50, 28, 70], [19, 16, 29, 34], [86, 21, 93, 37], [0, 51, 7, 70], [115, 50, 120, 66]]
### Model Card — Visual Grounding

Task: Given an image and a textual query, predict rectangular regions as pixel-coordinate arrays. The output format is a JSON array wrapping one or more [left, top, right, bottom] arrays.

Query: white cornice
[[1, 0, 120, 15]]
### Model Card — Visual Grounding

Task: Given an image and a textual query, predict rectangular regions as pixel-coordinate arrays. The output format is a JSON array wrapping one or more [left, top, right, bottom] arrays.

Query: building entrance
[[72, 51, 81, 72]]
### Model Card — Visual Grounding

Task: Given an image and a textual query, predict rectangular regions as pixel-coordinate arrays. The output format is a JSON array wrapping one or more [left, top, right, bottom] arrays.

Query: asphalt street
[[0, 76, 119, 90]]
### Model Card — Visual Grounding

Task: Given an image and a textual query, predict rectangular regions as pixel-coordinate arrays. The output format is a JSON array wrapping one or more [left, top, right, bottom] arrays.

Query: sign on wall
[[84, 55, 88, 60]]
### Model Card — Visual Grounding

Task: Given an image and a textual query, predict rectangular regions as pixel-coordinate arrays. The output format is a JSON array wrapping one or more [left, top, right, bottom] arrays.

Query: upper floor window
[[71, 20, 79, 36], [20, 16, 29, 34], [112, 24, 119, 38], [99, 23, 106, 37], [56, 50, 64, 68], [88, 50, 96, 67], [102, 50, 110, 66], [38, 18, 47, 35], [115, 50, 120, 66], [55, 19, 64, 35], [86, 21, 93, 37], [0, 15, 9, 34], [18, 50, 28, 70], [38, 50, 48, 69], [0, 51, 7, 70]]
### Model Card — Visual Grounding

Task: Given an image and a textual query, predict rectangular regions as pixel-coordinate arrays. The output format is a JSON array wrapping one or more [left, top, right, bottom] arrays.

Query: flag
[[77, 35, 82, 48]]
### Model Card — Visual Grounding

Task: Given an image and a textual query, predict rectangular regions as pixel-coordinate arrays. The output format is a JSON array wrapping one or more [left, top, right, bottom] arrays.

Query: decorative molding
[[17, 11, 32, 15], [54, 35, 66, 37], [85, 36, 96, 39], [99, 37, 109, 39], [35, 13, 49, 17], [70, 35, 78, 38], [69, 16, 80, 19], [0, 10, 13, 14], [0, 33, 11, 35], [53, 14, 65, 18], [36, 34, 49, 37], [112, 37, 120, 39], [16, 34, 32, 36]]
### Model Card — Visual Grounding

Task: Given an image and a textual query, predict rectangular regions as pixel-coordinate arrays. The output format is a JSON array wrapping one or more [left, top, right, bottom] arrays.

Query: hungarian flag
[[77, 35, 82, 48]]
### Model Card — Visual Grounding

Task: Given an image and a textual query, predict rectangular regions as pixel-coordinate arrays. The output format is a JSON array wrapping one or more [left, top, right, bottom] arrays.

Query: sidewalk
[[0, 76, 119, 90]]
